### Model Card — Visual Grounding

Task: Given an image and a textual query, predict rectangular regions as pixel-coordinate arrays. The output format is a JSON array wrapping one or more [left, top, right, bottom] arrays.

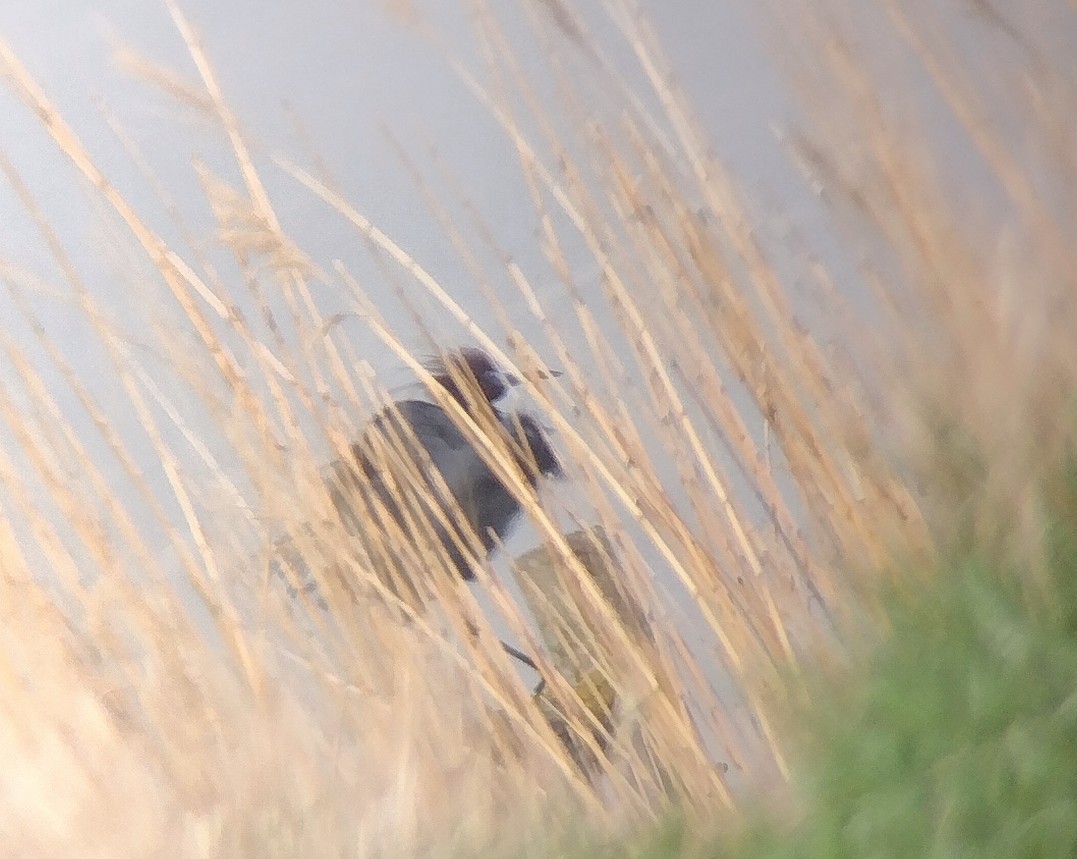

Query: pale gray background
[[0, 1, 821, 567], [5, 2, 1068, 776]]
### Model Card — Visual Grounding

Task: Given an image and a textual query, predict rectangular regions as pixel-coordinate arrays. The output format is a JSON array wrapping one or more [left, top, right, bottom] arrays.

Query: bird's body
[[270, 348, 562, 677], [329, 349, 561, 583]]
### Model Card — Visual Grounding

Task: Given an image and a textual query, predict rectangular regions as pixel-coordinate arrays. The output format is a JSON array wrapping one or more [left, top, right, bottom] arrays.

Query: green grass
[[770, 564, 1077, 857], [750, 479, 1077, 858], [567, 466, 1077, 859]]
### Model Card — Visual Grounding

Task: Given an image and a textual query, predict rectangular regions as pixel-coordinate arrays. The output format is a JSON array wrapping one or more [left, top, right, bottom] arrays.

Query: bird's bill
[[504, 368, 561, 386]]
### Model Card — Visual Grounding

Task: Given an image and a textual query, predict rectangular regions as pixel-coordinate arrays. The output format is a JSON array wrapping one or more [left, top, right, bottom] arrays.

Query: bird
[[260, 347, 562, 679], [327, 346, 562, 591]]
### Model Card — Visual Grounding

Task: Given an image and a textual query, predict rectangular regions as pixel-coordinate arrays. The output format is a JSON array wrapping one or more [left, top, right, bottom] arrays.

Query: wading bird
[[326, 347, 562, 671], [331, 347, 561, 573]]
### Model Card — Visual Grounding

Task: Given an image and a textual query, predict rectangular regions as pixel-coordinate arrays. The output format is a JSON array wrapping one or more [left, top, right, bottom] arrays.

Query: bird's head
[[428, 347, 563, 410], [429, 347, 518, 408]]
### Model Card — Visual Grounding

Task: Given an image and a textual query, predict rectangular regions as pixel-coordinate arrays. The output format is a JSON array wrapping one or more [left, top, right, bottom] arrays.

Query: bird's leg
[[499, 640, 547, 696], [463, 616, 547, 695], [499, 639, 536, 670]]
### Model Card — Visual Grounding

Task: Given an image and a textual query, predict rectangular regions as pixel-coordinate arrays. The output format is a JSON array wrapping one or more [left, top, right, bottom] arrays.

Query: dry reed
[[0, 0, 1072, 855]]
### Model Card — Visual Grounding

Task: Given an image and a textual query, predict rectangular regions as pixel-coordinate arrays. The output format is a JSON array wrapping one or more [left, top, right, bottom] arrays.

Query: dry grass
[[0, 0, 1072, 855], [766, 0, 1077, 574]]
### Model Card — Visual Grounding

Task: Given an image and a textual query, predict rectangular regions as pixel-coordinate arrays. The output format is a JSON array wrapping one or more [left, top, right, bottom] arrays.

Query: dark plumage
[[330, 348, 561, 581]]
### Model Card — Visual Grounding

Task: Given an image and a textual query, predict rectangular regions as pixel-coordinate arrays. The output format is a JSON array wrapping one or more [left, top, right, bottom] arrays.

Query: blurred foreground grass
[[1, 0, 1075, 855], [575, 461, 1077, 858]]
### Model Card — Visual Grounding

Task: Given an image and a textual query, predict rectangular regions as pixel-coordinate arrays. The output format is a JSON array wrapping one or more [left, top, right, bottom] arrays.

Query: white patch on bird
[[495, 380, 528, 414]]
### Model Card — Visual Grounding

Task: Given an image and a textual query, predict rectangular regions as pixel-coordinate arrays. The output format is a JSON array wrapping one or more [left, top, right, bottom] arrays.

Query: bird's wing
[[337, 399, 486, 514]]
